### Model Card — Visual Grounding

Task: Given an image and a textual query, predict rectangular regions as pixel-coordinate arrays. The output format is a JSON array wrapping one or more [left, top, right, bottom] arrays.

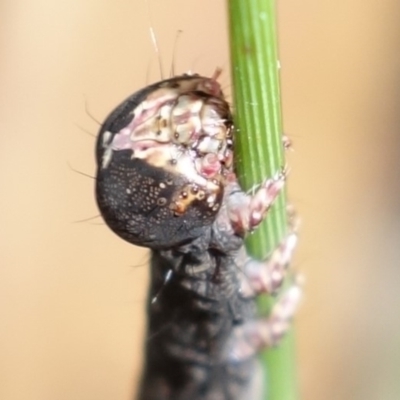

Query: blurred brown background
[[1, 1, 400, 399]]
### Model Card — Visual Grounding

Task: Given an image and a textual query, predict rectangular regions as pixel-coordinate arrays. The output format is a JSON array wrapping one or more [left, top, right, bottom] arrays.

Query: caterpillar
[[95, 71, 300, 400]]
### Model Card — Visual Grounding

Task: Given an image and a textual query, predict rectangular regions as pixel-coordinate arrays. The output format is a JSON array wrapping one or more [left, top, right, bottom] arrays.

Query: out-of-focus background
[[1, 1, 400, 399]]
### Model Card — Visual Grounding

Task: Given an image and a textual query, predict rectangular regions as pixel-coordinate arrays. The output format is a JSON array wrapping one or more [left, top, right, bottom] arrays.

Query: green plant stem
[[227, 1, 298, 399]]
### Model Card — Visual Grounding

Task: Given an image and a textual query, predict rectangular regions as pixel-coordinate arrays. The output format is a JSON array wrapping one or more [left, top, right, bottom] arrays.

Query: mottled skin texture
[[95, 74, 299, 400], [96, 75, 231, 250], [141, 236, 258, 400]]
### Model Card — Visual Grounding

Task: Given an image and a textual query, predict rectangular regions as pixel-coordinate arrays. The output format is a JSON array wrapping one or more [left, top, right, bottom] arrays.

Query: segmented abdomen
[[138, 246, 259, 400]]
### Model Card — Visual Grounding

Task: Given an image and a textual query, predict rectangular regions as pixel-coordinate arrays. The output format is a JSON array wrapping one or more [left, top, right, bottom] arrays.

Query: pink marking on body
[[225, 171, 286, 234], [226, 283, 302, 362], [127, 91, 176, 133], [240, 232, 298, 297], [197, 153, 221, 178], [111, 128, 134, 150], [249, 176, 285, 229]]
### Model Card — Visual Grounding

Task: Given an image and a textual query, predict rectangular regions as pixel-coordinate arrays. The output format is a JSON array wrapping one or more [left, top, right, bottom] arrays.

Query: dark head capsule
[[95, 74, 233, 249]]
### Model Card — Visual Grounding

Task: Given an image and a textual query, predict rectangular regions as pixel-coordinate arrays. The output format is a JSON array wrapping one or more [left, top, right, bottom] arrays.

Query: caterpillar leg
[[225, 280, 302, 362], [239, 232, 298, 298], [226, 169, 286, 235]]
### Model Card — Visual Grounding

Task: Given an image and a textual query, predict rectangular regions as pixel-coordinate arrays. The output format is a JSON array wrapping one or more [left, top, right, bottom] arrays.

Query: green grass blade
[[227, 1, 298, 399]]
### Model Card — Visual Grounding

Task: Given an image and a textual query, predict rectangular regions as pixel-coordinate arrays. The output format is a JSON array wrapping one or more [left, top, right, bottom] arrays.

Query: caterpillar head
[[95, 73, 234, 249]]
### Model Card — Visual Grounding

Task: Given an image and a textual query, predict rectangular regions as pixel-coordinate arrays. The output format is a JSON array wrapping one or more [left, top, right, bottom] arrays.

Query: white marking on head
[[102, 147, 113, 169], [102, 131, 112, 146]]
